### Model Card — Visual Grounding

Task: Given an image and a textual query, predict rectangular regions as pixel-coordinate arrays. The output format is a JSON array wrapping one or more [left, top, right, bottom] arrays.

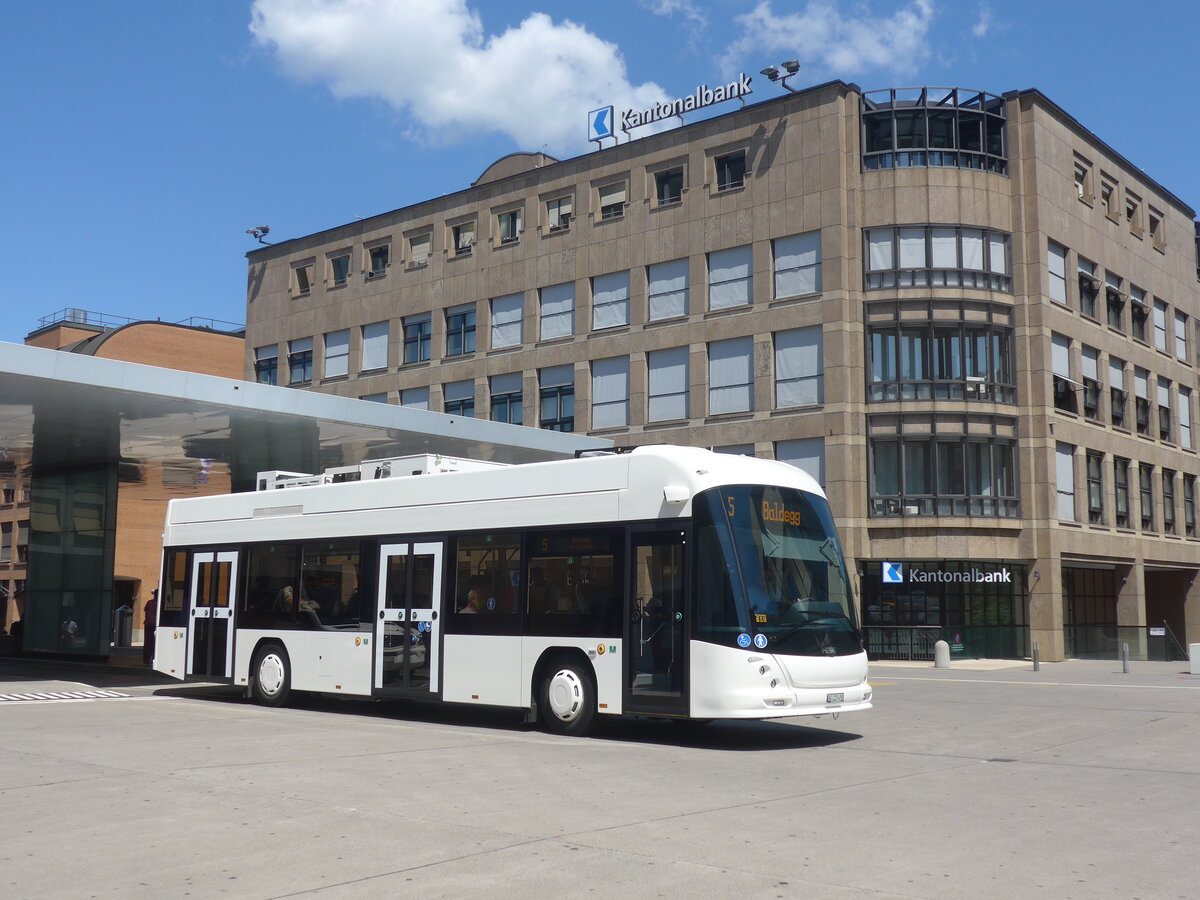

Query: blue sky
[[2, 0, 1197, 344]]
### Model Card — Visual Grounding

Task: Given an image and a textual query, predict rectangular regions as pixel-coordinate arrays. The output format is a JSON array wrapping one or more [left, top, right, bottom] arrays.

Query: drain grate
[[0, 689, 129, 703]]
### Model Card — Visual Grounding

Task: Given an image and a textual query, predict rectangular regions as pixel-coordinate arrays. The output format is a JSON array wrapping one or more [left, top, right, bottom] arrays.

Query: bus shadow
[[152, 684, 863, 750]]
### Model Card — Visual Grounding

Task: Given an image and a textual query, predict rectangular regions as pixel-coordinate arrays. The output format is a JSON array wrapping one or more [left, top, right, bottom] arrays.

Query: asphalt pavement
[[1, 655, 1197, 898]]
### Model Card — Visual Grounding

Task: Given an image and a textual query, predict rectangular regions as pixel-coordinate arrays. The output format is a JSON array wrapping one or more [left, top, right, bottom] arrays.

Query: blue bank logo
[[588, 106, 614, 142], [882, 562, 904, 584]]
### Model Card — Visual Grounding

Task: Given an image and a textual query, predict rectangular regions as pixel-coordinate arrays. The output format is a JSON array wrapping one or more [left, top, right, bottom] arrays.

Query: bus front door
[[375, 542, 443, 696], [625, 530, 688, 718], [186, 551, 237, 680]]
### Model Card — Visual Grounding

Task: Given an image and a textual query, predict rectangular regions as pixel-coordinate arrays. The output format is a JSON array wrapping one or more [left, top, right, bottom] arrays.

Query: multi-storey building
[[242, 81, 1200, 661]]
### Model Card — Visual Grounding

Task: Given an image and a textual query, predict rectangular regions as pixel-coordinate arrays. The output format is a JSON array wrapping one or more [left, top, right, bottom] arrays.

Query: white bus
[[153, 446, 871, 735]]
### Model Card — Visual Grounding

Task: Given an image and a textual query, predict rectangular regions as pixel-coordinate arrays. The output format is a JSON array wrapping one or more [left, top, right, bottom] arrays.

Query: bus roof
[[163, 445, 823, 545]]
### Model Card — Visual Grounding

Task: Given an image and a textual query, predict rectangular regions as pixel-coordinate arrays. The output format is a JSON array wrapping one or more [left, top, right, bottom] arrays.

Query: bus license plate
[[826, 692, 844, 704]]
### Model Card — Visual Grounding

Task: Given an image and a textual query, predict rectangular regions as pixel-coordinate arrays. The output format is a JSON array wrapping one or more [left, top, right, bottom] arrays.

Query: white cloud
[[643, 0, 707, 29], [719, 0, 936, 80], [249, 0, 668, 154], [971, 4, 992, 38]]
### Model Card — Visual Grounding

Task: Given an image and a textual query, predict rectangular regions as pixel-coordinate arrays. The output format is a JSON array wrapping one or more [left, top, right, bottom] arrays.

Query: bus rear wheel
[[539, 656, 596, 736], [251, 642, 291, 707]]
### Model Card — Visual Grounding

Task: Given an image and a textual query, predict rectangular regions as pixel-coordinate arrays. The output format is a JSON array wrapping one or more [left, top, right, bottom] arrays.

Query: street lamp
[[761, 59, 801, 93]]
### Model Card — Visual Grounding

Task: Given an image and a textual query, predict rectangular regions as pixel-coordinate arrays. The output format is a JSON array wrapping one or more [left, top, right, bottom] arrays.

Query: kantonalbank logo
[[761, 500, 802, 526]]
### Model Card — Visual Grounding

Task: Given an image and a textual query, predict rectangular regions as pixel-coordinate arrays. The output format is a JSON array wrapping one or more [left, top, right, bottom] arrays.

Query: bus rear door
[[186, 551, 238, 680]]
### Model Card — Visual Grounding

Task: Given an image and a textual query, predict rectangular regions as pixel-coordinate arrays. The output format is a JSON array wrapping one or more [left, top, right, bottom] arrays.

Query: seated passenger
[[459, 589, 484, 614]]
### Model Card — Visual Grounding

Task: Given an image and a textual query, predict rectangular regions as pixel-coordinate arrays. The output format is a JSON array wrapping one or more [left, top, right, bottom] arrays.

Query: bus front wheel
[[251, 642, 291, 707], [539, 656, 596, 736]]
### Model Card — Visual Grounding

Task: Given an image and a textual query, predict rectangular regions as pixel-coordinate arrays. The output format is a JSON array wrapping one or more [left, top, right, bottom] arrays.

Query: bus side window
[[161, 549, 189, 628], [241, 543, 300, 631], [447, 533, 520, 635]]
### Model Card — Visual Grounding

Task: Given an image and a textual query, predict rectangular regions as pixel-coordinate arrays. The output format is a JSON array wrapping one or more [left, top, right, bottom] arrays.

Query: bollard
[[934, 640, 951, 668], [1190, 643, 1200, 676], [1032, 641, 1040, 672], [1121, 641, 1130, 674]]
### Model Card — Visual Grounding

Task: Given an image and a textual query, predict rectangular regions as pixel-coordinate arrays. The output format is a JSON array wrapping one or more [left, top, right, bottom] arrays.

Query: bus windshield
[[694, 484, 862, 657]]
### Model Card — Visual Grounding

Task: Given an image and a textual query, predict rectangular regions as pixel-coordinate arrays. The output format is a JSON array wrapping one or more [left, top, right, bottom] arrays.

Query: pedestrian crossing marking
[[0, 689, 128, 703]]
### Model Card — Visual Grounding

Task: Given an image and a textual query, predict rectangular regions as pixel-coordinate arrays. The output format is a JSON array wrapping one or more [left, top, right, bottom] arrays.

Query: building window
[[361, 321, 389, 371], [1134, 368, 1150, 435], [1148, 207, 1165, 251], [1126, 191, 1143, 236], [401, 387, 429, 410], [598, 183, 626, 220], [443, 380, 475, 418], [1081, 346, 1101, 419], [329, 254, 350, 287], [1052, 333, 1078, 414], [708, 246, 753, 310], [1163, 470, 1177, 534], [1100, 176, 1118, 221], [546, 196, 572, 231], [866, 226, 1011, 292], [1104, 357, 1123, 427], [1154, 300, 1169, 352], [1184, 475, 1196, 537], [592, 271, 630, 330], [1130, 289, 1149, 342], [287, 339, 313, 384], [715, 150, 746, 190], [647, 347, 689, 422], [1114, 457, 1130, 527], [868, 304, 1015, 403], [775, 438, 825, 487], [497, 208, 522, 244], [539, 365, 574, 432], [0, 523, 10, 564], [1175, 311, 1188, 360], [539, 282, 575, 340], [648, 258, 689, 321], [1158, 377, 1173, 441], [1178, 388, 1192, 450], [1140, 463, 1154, 530], [860, 87, 1007, 174], [490, 293, 523, 349], [1074, 157, 1092, 202], [1055, 443, 1076, 522], [361, 393, 388, 403], [773, 232, 821, 298], [445, 305, 476, 357], [254, 345, 278, 385], [367, 244, 389, 277], [408, 232, 431, 267], [1077, 257, 1099, 318], [869, 416, 1019, 518], [1105, 272, 1124, 329], [591, 356, 629, 429], [323, 330, 349, 379], [402, 315, 431, 364], [1046, 240, 1067, 304], [489, 373, 522, 425], [655, 167, 683, 206], [292, 263, 314, 296], [1086, 451, 1104, 524], [708, 337, 754, 415], [774, 327, 823, 408], [452, 222, 475, 257]]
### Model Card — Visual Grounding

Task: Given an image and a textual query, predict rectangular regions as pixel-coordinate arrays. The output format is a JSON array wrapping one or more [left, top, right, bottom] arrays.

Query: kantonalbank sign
[[882, 562, 1014, 585], [588, 73, 754, 142]]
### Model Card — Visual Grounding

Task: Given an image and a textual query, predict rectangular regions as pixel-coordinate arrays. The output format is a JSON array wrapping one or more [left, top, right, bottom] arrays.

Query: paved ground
[[1, 656, 1197, 899]]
